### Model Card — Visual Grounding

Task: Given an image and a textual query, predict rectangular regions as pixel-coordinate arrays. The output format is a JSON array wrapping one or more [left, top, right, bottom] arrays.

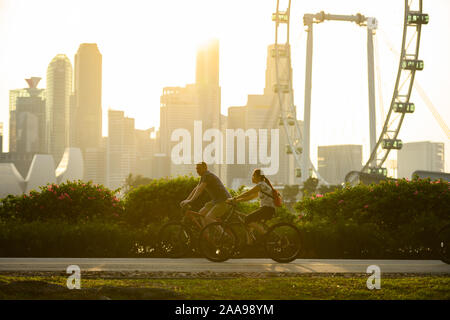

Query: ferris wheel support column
[[367, 23, 377, 167], [302, 21, 314, 182]]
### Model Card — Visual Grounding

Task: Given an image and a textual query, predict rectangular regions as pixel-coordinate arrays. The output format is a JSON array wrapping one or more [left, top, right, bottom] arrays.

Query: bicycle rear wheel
[[264, 222, 301, 263], [199, 222, 236, 262], [157, 222, 192, 258], [437, 225, 450, 264]]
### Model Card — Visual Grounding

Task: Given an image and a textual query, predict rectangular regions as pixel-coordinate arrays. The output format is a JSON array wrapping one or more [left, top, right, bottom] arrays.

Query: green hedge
[[122, 176, 211, 225], [0, 176, 448, 258], [295, 177, 450, 258]]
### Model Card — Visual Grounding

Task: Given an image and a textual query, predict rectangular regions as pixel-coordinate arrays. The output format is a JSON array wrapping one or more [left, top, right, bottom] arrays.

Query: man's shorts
[[201, 200, 231, 219], [245, 206, 276, 224]]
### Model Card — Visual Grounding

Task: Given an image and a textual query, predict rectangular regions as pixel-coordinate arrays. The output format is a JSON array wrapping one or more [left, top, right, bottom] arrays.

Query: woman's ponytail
[[262, 175, 275, 191]]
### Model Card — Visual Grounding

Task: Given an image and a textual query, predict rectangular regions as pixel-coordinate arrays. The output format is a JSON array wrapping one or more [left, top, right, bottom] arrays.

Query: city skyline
[[0, 0, 449, 171]]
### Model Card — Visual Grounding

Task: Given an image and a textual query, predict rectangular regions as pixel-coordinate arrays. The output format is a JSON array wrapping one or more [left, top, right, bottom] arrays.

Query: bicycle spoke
[[264, 223, 301, 263]]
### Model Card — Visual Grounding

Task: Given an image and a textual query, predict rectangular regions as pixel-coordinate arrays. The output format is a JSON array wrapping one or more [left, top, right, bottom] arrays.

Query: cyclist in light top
[[226, 168, 276, 236]]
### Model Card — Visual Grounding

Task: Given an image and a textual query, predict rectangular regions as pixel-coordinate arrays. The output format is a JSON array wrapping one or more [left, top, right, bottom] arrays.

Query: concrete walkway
[[0, 258, 449, 274]]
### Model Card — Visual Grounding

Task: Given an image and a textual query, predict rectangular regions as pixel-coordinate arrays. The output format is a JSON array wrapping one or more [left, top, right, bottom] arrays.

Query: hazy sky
[[0, 0, 449, 171]]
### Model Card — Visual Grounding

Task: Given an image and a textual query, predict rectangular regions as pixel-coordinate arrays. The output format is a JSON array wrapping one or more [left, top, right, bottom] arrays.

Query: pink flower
[[414, 191, 418, 195], [316, 194, 323, 198], [338, 200, 344, 204], [364, 204, 369, 209]]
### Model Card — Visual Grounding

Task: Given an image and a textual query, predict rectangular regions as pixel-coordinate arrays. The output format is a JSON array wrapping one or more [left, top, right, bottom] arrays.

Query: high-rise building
[[135, 128, 156, 178], [46, 54, 73, 165], [73, 44, 103, 183], [83, 139, 106, 186], [196, 39, 222, 178], [159, 39, 223, 179], [318, 145, 363, 185], [196, 39, 219, 86], [106, 110, 136, 190], [74, 43, 102, 150], [9, 78, 46, 154], [225, 43, 296, 187], [0, 122, 3, 152], [397, 141, 445, 179], [226, 106, 250, 189], [160, 85, 200, 177]]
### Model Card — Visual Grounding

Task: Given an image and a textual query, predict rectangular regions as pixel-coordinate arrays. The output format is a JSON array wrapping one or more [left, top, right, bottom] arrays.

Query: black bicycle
[[157, 205, 206, 258], [437, 224, 450, 264], [199, 201, 302, 263]]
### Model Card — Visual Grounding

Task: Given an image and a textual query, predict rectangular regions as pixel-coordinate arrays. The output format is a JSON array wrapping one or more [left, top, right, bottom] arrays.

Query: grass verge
[[0, 274, 449, 300]]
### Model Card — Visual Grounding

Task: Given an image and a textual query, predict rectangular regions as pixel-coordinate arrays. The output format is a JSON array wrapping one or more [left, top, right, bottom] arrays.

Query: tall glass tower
[[46, 54, 73, 165], [74, 43, 102, 150]]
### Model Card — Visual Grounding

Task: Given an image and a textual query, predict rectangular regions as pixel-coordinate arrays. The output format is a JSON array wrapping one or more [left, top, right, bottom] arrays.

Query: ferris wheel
[[272, 0, 428, 185]]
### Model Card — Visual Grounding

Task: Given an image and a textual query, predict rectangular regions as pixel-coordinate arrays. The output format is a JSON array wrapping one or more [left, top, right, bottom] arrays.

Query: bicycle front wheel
[[157, 222, 192, 258], [199, 222, 236, 262], [437, 225, 450, 264], [264, 222, 301, 263]]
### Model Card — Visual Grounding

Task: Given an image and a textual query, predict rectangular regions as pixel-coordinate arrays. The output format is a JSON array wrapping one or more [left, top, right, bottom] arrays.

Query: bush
[[122, 176, 210, 225], [295, 177, 450, 258], [0, 220, 138, 257], [0, 181, 123, 223]]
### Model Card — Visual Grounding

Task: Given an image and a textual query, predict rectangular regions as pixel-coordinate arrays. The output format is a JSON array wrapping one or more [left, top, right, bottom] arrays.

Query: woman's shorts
[[245, 206, 276, 224]]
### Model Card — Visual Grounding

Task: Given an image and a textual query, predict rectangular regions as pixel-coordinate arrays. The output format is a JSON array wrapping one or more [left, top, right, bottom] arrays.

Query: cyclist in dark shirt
[[180, 162, 231, 226]]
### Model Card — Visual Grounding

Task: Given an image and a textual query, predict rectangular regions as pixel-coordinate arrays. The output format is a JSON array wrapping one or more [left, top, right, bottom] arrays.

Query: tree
[[301, 177, 319, 196], [123, 173, 153, 194], [282, 185, 300, 204]]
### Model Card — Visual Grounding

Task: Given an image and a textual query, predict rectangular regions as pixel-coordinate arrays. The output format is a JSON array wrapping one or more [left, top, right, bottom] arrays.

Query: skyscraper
[[397, 141, 445, 178], [9, 77, 46, 154], [195, 39, 222, 177], [160, 85, 200, 177], [106, 110, 136, 190], [196, 39, 219, 86], [46, 54, 73, 165], [74, 43, 102, 150], [0, 122, 3, 153], [317, 145, 363, 185], [224, 43, 296, 186]]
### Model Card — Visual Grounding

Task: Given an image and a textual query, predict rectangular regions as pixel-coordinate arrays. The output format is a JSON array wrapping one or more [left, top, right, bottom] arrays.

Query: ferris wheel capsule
[[286, 145, 293, 154], [272, 12, 289, 23], [394, 102, 415, 113], [368, 167, 388, 176], [407, 12, 429, 25], [382, 139, 403, 150], [402, 59, 424, 71], [295, 168, 302, 178]]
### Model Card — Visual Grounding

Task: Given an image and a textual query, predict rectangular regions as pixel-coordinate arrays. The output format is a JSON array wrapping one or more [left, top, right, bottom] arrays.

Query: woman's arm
[[234, 185, 260, 202]]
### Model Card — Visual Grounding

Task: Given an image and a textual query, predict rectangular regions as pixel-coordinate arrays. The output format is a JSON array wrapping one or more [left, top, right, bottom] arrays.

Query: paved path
[[0, 258, 449, 274]]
